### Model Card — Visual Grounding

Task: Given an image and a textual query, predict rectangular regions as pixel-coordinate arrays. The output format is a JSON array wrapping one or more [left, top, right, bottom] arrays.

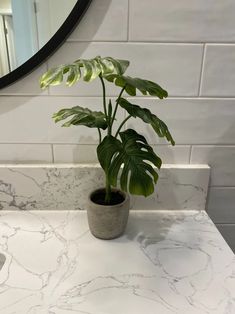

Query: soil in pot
[[90, 189, 125, 206]]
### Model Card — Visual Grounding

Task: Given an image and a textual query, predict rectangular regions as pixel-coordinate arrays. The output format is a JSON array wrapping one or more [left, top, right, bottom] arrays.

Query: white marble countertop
[[0, 210, 234, 314]]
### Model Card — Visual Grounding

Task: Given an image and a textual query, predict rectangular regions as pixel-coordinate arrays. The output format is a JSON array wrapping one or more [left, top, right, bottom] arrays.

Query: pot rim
[[88, 187, 129, 208]]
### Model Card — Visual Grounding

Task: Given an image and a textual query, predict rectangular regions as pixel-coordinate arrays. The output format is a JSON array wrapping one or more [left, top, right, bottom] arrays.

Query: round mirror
[[0, 0, 92, 89]]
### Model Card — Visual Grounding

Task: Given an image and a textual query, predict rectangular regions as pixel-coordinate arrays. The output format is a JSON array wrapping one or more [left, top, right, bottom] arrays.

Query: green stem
[[105, 174, 111, 204], [107, 99, 112, 137], [115, 115, 132, 138], [110, 86, 125, 128], [98, 128, 102, 143], [99, 75, 107, 118]]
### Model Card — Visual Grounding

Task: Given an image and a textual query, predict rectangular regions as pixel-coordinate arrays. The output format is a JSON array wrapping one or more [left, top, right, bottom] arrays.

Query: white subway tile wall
[[201, 45, 235, 96], [129, 0, 235, 42], [207, 188, 235, 223], [0, 144, 52, 163], [53, 144, 98, 163], [127, 98, 235, 145], [216, 225, 235, 252], [48, 42, 203, 96], [53, 144, 191, 164], [69, 0, 128, 41], [0, 0, 234, 250], [0, 97, 124, 144], [0, 65, 48, 96], [191, 146, 235, 186]]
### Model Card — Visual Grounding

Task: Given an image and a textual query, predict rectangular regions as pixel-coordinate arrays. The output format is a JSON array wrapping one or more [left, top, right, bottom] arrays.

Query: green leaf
[[104, 75, 168, 99], [40, 67, 64, 89], [97, 129, 162, 197], [104, 57, 129, 76], [40, 56, 130, 89], [118, 98, 175, 145], [66, 64, 81, 87], [53, 106, 108, 130], [79, 59, 99, 82]]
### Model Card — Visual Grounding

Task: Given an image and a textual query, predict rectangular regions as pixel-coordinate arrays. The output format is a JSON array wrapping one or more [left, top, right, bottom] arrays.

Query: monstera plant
[[40, 56, 175, 239]]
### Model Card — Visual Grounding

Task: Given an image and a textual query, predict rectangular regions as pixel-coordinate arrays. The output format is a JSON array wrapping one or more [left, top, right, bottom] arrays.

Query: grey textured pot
[[0, 253, 6, 271], [87, 188, 130, 240]]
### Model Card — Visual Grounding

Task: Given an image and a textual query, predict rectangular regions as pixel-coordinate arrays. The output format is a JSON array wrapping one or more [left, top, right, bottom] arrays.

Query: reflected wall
[[0, 0, 76, 77]]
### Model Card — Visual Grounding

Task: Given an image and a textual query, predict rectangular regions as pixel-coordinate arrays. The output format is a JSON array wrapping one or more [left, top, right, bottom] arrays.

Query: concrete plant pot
[[87, 188, 130, 240]]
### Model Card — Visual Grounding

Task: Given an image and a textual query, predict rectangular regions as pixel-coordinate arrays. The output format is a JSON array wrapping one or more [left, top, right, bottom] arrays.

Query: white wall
[[11, 0, 38, 67], [0, 0, 11, 11], [0, 0, 234, 250], [36, 0, 77, 49]]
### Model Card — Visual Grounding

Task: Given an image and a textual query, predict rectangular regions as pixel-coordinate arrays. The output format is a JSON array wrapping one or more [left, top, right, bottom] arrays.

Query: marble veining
[[0, 210, 234, 313], [0, 164, 210, 211]]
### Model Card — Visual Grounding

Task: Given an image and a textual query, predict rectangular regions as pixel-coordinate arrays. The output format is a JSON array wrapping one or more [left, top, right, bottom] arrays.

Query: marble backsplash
[[0, 164, 210, 211]]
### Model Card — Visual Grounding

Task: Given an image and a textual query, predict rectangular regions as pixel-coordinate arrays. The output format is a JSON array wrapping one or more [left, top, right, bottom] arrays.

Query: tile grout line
[[210, 185, 235, 189], [1, 143, 235, 146], [51, 144, 55, 163], [44, 61, 50, 96], [44, 58, 52, 96], [189, 145, 193, 164], [3, 94, 235, 99], [127, 0, 130, 42], [198, 44, 206, 96], [216, 223, 235, 225], [65, 40, 202, 45], [65, 39, 235, 45]]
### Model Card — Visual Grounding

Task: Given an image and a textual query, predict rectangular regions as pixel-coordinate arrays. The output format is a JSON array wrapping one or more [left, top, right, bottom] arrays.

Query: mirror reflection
[[0, 0, 77, 78]]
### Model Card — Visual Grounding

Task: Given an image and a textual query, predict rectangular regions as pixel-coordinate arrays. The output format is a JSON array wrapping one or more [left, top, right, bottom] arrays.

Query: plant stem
[[107, 99, 112, 136], [110, 86, 125, 128], [105, 173, 111, 204], [115, 115, 132, 138], [98, 128, 102, 143], [99, 75, 108, 118]]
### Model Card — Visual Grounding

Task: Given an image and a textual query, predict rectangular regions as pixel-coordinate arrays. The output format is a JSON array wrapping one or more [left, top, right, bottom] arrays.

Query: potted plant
[[40, 56, 175, 240]]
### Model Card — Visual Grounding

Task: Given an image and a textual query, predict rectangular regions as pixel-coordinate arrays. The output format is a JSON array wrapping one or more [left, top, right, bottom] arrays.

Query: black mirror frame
[[0, 0, 92, 89]]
